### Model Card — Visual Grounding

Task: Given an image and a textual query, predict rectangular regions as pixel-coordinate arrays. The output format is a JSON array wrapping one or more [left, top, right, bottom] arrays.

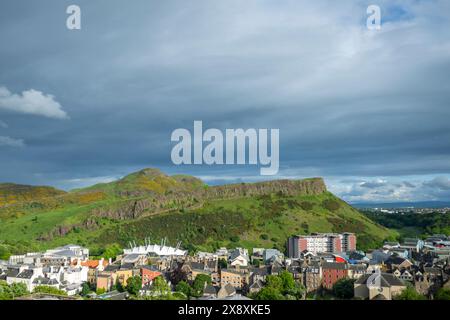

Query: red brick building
[[321, 262, 348, 290], [141, 266, 162, 286]]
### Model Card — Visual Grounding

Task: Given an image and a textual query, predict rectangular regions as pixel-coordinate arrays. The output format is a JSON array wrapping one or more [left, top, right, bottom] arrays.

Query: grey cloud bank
[[0, 0, 449, 203]]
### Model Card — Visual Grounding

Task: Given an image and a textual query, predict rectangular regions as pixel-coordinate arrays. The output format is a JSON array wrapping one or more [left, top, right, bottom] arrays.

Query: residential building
[[287, 233, 356, 256], [304, 262, 322, 292], [141, 266, 162, 286], [321, 262, 348, 290], [354, 273, 406, 300], [220, 269, 249, 290]]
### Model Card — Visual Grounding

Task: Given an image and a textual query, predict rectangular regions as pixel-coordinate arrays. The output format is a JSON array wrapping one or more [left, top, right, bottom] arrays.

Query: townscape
[[1, 232, 449, 300]]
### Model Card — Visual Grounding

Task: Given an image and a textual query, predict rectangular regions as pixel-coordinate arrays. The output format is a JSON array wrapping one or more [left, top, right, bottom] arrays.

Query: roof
[[33, 276, 59, 285], [203, 284, 217, 295], [221, 268, 247, 276], [119, 263, 134, 270], [6, 268, 20, 278], [103, 264, 120, 272], [249, 280, 264, 289], [81, 259, 108, 268], [229, 249, 248, 261], [250, 267, 269, 276], [385, 256, 407, 265], [219, 283, 236, 296], [16, 269, 34, 279], [122, 253, 143, 263], [322, 262, 348, 270], [349, 264, 367, 271], [372, 293, 387, 300], [141, 265, 160, 272], [355, 273, 405, 287]]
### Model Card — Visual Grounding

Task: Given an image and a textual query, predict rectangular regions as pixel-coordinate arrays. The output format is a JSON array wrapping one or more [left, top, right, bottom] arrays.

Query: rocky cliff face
[[92, 177, 327, 220], [204, 178, 326, 198]]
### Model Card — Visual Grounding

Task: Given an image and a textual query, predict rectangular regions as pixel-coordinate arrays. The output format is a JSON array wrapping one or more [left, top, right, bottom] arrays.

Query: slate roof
[[250, 267, 269, 276], [203, 284, 217, 295], [6, 268, 20, 278], [249, 280, 264, 289], [119, 263, 134, 270], [141, 265, 160, 272], [16, 269, 34, 279], [322, 262, 348, 270], [103, 264, 120, 272], [355, 273, 405, 287], [385, 256, 406, 265], [219, 283, 236, 296], [33, 276, 59, 286]]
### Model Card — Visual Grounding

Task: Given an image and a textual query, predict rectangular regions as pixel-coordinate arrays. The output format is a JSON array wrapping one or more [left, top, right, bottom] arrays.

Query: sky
[[0, 0, 450, 203]]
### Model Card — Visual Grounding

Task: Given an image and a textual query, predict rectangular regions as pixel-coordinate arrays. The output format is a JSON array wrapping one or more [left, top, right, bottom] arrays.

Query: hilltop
[[0, 183, 65, 208], [0, 168, 397, 259]]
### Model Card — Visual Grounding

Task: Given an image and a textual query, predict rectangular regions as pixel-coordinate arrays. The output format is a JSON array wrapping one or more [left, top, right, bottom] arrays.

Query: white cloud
[[0, 135, 25, 147], [0, 86, 68, 119]]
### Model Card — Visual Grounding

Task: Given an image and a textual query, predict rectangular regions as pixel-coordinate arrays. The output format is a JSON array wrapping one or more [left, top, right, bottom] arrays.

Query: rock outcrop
[[92, 177, 327, 220]]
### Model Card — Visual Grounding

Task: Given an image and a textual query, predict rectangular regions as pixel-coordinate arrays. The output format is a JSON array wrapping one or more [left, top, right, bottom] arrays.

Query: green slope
[[0, 168, 397, 258], [0, 183, 65, 207]]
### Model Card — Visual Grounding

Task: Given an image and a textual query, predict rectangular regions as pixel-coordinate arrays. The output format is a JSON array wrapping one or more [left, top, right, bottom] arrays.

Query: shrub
[[332, 278, 355, 299], [299, 201, 314, 211], [33, 285, 67, 296], [322, 199, 341, 211]]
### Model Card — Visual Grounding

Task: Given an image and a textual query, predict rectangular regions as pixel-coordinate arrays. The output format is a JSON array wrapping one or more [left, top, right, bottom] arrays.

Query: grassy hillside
[[0, 183, 65, 207], [0, 168, 397, 259]]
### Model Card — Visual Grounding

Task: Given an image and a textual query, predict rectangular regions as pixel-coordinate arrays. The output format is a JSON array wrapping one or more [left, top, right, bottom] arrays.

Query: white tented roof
[[123, 244, 187, 256]]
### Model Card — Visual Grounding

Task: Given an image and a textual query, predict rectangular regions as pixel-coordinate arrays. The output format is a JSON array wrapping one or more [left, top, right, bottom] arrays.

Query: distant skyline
[[1, 0, 450, 203]]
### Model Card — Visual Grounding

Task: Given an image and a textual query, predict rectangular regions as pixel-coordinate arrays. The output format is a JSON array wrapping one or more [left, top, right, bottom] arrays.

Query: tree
[[113, 279, 124, 292], [218, 258, 228, 269], [151, 276, 171, 296], [394, 286, 426, 300], [191, 274, 212, 297], [126, 276, 142, 296], [80, 282, 91, 296], [175, 280, 191, 298], [435, 288, 450, 300], [279, 271, 296, 293], [0, 245, 11, 260], [265, 275, 283, 292], [253, 287, 284, 300], [102, 243, 122, 259], [0, 281, 28, 300], [332, 278, 355, 299], [96, 288, 106, 295]]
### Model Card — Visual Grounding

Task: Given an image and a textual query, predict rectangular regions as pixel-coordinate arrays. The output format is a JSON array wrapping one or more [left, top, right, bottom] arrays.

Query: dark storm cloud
[[0, 0, 450, 202]]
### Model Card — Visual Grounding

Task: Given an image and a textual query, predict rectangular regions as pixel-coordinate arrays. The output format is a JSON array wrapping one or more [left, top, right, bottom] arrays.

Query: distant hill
[[0, 168, 397, 258], [352, 201, 450, 209], [0, 183, 65, 207]]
